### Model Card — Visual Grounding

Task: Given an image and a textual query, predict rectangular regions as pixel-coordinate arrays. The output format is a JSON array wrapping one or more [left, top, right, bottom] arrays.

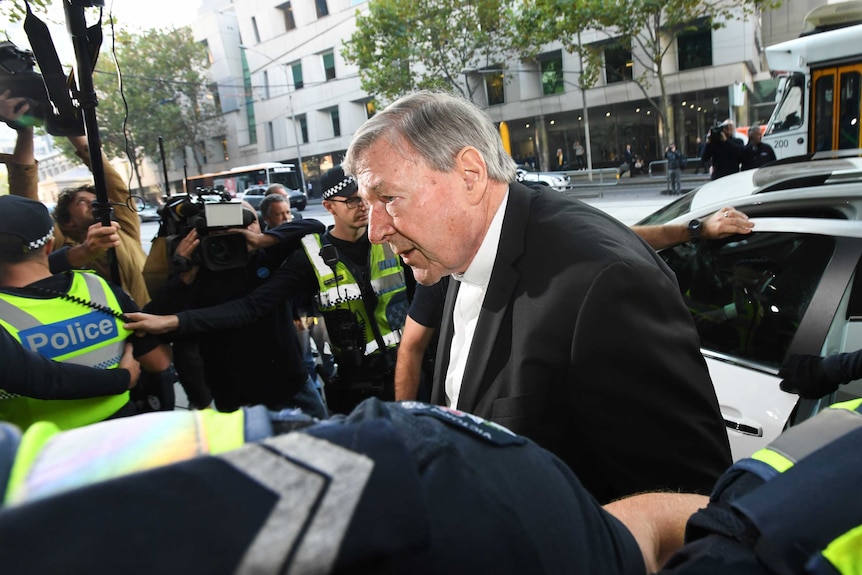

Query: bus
[[762, 1, 862, 159], [184, 162, 302, 197]]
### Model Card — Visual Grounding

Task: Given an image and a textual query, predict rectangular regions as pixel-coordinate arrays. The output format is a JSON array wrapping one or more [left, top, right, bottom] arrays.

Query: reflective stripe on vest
[[729, 399, 862, 575], [219, 432, 374, 574], [0, 272, 131, 431], [301, 234, 406, 357]]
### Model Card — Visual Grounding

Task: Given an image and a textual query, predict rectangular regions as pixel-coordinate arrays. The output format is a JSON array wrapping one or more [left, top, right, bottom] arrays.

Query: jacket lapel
[[430, 277, 459, 405], [455, 184, 531, 411]]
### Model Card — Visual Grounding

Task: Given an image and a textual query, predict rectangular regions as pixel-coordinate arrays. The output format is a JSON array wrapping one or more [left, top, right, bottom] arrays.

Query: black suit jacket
[[431, 182, 732, 503]]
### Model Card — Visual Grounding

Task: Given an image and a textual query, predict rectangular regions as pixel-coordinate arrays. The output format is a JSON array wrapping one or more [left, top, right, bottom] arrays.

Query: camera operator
[[143, 199, 328, 417], [125, 165, 415, 415], [701, 119, 744, 180]]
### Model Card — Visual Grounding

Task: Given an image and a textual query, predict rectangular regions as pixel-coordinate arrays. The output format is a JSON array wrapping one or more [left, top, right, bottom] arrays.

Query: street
[[139, 181, 681, 254]]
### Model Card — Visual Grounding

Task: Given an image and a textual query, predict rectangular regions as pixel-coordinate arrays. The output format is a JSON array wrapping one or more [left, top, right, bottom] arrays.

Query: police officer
[[124, 165, 414, 415], [0, 196, 171, 430], [4, 396, 862, 574]]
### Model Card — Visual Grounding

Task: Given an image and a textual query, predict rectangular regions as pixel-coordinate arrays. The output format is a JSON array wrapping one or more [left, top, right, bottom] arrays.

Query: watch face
[[688, 219, 702, 239]]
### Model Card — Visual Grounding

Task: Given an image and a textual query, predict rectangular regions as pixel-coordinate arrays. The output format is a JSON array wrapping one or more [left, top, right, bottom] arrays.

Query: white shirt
[[444, 190, 509, 407]]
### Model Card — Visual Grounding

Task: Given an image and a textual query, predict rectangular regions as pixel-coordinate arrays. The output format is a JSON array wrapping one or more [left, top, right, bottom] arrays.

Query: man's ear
[[44, 237, 54, 256], [456, 147, 487, 204]]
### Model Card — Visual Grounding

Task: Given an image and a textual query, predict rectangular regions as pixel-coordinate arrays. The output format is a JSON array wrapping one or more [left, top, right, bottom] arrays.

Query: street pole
[[577, 32, 594, 180], [283, 64, 307, 193]]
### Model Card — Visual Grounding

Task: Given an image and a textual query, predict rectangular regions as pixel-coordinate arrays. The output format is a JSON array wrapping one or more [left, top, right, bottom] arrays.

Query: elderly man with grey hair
[[343, 91, 732, 504]]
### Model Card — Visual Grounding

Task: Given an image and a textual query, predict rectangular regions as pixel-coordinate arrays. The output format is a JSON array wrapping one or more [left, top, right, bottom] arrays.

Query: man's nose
[[366, 201, 394, 245]]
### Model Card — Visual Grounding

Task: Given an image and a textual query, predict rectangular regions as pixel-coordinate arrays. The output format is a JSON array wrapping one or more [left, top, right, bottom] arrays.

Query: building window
[[201, 39, 213, 65], [365, 100, 376, 119], [299, 114, 308, 143], [263, 70, 271, 99], [277, 1, 296, 31], [678, 19, 713, 71], [207, 83, 222, 112], [485, 69, 505, 106], [197, 141, 208, 165], [251, 16, 261, 43], [315, 0, 328, 18], [539, 51, 563, 96], [330, 107, 341, 137], [322, 51, 336, 81], [220, 137, 229, 161], [605, 41, 633, 84], [291, 61, 303, 90], [266, 121, 275, 151]]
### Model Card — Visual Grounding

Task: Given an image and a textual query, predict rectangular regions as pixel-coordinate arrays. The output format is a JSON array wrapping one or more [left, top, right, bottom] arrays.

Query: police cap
[[321, 164, 358, 200], [0, 195, 54, 254]]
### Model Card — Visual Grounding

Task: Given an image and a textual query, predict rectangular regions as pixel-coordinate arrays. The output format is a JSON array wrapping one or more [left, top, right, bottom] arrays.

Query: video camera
[[161, 188, 256, 272], [0, 41, 82, 136]]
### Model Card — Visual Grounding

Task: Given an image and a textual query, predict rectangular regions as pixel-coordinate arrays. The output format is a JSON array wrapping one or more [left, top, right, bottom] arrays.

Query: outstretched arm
[[631, 207, 754, 251], [604, 492, 708, 573], [1, 329, 136, 399]]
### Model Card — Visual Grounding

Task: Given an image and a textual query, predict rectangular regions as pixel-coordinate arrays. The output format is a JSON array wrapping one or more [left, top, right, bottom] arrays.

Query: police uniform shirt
[[0, 272, 161, 360]]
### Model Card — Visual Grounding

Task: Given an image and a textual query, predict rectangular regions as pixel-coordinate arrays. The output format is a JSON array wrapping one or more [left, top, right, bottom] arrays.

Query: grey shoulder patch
[[220, 432, 374, 575]]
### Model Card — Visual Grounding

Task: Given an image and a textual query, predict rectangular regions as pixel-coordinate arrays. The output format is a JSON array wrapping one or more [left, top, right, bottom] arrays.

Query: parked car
[[137, 203, 162, 223], [239, 184, 307, 212], [638, 151, 862, 461], [515, 167, 570, 191]]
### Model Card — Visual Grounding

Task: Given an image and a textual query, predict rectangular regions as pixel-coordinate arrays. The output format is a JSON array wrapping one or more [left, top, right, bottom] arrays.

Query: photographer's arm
[[125, 250, 317, 336], [1, 91, 39, 201], [69, 135, 143, 243]]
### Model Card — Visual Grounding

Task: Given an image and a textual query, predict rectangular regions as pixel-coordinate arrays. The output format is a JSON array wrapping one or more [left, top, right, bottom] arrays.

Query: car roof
[[640, 152, 862, 226]]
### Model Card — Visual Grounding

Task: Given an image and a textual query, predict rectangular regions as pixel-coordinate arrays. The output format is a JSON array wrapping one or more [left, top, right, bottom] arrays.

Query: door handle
[[724, 417, 763, 437]]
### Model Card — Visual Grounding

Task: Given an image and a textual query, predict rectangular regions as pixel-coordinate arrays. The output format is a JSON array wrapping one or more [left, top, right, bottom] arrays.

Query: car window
[[662, 232, 835, 367]]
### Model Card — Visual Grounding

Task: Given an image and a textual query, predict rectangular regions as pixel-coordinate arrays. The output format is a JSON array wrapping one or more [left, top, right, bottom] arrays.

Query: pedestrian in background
[[741, 124, 777, 170], [665, 143, 686, 195]]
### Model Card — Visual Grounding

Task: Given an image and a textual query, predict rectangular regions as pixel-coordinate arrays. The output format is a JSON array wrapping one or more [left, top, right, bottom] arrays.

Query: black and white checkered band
[[322, 176, 356, 200], [26, 229, 54, 252]]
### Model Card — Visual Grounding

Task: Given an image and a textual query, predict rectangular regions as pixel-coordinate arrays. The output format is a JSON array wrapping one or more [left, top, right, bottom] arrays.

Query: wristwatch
[[687, 219, 703, 241]]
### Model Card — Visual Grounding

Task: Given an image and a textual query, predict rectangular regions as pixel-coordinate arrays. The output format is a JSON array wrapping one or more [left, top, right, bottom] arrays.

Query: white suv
[[639, 151, 862, 460]]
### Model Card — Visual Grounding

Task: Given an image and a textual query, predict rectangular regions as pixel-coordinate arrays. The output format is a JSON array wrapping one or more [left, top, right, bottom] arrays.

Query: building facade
[[179, 0, 826, 191]]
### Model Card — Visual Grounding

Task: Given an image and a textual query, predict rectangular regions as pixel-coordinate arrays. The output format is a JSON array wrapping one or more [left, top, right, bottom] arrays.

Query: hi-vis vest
[[0, 271, 132, 431], [714, 398, 862, 574], [301, 234, 406, 358]]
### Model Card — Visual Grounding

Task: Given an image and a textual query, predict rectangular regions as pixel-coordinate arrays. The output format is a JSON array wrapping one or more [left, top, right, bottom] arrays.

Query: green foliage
[[87, 26, 222, 184], [342, 0, 520, 103], [0, 0, 52, 24]]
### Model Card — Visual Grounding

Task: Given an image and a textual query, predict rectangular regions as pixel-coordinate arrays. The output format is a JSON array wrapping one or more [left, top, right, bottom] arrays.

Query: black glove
[[778, 354, 839, 399]]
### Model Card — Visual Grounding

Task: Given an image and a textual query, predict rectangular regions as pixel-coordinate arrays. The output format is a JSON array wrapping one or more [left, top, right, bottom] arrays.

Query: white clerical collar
[[452, 188, 509, 288]]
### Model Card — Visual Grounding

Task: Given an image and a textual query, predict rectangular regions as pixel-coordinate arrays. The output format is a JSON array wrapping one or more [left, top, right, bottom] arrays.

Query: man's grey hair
[[344, 91, 517, 183], [266, 183, 287, 196], [259, 193, 288, 219]]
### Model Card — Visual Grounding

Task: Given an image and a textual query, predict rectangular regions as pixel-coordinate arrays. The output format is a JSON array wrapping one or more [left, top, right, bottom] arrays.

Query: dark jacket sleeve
[[262, 219, 326, 243], [175, 250, 317, 335], [0, 329, 129, 399]]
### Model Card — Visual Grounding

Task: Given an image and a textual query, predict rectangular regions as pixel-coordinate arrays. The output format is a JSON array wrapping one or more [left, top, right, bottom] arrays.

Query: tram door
[[811, 64, 862, 153]]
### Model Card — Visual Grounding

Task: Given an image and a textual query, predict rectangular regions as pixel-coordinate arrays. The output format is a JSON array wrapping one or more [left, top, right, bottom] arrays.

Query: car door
[[660, 218, 862, 460]]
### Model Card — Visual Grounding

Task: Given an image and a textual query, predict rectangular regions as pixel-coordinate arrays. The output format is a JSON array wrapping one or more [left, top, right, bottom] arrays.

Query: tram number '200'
[[773, 139, 791, 148]]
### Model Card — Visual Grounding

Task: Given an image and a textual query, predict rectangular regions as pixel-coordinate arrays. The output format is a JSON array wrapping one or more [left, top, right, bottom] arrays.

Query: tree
[[513, 0, 607, 171], [590, 0, 779, 149], [84, 26, 222, 191], [342, 0, 522, 103], [515, 0, 780, 151]]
